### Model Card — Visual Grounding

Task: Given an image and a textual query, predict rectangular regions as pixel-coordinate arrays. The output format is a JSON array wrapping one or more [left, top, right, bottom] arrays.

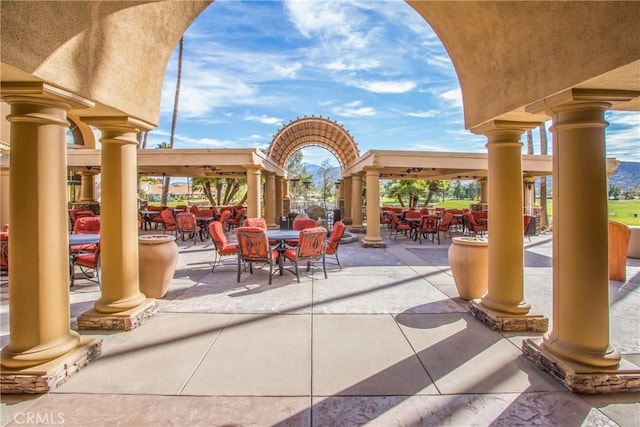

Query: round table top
[[267, 230, 301, 240], [69, 233, 100, 246]]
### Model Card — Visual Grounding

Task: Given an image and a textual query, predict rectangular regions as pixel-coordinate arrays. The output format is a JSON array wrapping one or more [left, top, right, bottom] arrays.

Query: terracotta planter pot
[[448, 237, 488, 300], [138, 234, 179, 298]]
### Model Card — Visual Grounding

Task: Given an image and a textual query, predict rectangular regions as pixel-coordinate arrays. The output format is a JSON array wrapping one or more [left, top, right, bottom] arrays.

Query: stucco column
[[78, 168, 99, 203], [87, 118, 147, 315], [525, 89, 639, 367], [473, 120, 538, 316], [275, 175, 283, 220], [244, 165, 261, 219], [342, 176, 353, 225], [0, 84, 93, 368], [350, 173, 364, 231], [478, 177, 488, 204], [264, 172, 276, 228], [282, 178, 291, 217], [362, 167, 385, 247], [523, 178, 536, 215]]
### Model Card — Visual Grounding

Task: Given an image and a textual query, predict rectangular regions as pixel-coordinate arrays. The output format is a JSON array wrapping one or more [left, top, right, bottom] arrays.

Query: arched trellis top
[[266, 116, 360, 172]]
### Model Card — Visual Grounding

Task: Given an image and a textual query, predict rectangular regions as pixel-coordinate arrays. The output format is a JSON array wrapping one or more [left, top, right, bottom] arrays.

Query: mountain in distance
[[609, 161, 640, 190]]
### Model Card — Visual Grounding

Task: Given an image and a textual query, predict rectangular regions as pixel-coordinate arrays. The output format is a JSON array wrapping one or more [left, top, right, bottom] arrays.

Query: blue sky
[[147, 0, 639, 165]]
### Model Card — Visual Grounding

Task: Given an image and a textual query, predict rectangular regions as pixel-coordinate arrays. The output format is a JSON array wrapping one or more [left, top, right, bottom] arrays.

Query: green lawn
[[381, 198, 640, 226]]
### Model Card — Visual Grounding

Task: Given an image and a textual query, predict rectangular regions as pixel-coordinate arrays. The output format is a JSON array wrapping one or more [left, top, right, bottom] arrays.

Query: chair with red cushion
[[175, 212, 201, 244], [388, 211, 411, 240], [283, 226, 327, 283], [438, 212, 454, 240], [227, 207, 245, 231], [70, 242, 100, 288], [419, 215, 440, 244], [1, 227, 8, 274], [464, 212, 487, 237], [524, 214, 533, 242], [243, 217, 268, 229], [325, 221, 345, 270], [161, 209, 177, 235], [74, 216, 101, 234], [208, 221, 237, 271], [235, 226, 279, 285], [293, 217, 317, 230], [219, 209, 232, 233]]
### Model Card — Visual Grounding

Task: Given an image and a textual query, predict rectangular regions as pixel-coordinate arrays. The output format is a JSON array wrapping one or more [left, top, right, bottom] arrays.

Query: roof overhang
[[67, 148, 285, 177], [343, 150, 554, 180]]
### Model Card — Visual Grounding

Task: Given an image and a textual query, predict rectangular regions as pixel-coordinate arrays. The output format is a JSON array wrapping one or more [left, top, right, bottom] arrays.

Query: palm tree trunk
[[539, 123, 549, 229], [161, 36, 184, 206]]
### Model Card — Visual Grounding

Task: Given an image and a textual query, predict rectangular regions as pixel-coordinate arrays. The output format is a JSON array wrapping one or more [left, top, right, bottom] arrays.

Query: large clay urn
[[448, 237, 488, 300], [138, 234, 179, 298]]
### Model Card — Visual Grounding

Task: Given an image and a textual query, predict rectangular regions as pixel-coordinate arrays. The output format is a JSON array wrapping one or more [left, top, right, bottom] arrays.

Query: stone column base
[[361, 239, 386, 248], [469, 300, 548, 332], [77, 299, 158, 331], [1, 337, 101, 394], [349, 226, 366, 233], [523, 338, 640, 394]]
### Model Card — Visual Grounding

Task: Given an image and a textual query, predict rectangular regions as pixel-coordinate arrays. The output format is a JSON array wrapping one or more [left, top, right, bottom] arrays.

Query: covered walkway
[[1, 232, 638, 426]]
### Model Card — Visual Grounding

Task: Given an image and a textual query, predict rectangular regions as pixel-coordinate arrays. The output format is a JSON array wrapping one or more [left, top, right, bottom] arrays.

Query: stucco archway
[[266, 116, 360, 171]]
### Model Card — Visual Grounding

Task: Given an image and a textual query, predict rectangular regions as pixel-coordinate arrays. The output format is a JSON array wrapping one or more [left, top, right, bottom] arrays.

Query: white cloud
[[244, 115, 283, 126], [332, 101, 376, 117], [440, 88, 464, 108], [353, 80, 417, 94], [407, 110, 438, 118]]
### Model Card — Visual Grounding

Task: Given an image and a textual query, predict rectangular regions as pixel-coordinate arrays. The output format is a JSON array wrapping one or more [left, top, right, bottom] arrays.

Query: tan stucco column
[[275, 175, 283, 220], [525, 89, 639, 368], [523, 178, 536, 215], [343, 176, 353, 225], [78, 169, 100, 203], [244, 165, 261, 219], [0, 83, 98, 371], [472, 121, 538, 316], [85, 118, 148, 317], [282, 178, 291, 217], [478, 177, 488, 204], [350, 173, 364, 231], [264, 172, 276, 228], [362, 167, 385, 247]]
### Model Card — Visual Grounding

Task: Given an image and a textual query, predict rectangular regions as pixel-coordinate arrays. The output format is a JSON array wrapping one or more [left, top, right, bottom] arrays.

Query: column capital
[[243, 164, 262, 173], [78, 167, 100, 177], [1, 81, 94, 111], [526, 88, 640, 115], [82, 116, 153, 134], [471, 120, 541, 138]]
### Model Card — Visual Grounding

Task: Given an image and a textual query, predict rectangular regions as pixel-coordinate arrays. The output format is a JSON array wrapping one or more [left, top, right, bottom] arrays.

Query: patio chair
[[243, 217, 268, 229], [292, 217, 317, 230], [175, 212, 201, 244], [227, 207, 245, 231], [1, 226, 8, 274], [219, 209, 232, 233], [208, 221, 237, 271], [388, 211, 411, 240], [524, 214, 533, 242], [325, 221, 346, 270], [235, 226, 279, 285], [161, 209, 177, 235], [70, 242, 100, 288], [438, 212, 454, 239], [283, 226, 327, 283], [74, 216, 101, 234], [419, 215, 440, 244], [464, 212, 487, 237]]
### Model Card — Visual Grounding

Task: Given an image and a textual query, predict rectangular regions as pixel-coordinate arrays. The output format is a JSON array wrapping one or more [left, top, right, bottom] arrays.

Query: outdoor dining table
[[266, 229, 300, 275], [69, 233, 100, 246]]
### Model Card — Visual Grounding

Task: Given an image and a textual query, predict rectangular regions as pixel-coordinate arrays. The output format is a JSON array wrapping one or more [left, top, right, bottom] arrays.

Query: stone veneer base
[[1, 337, 102, 394], [77, 299, 158, 331], [523, 338, 640, 394], [361, 240, 387, 248], [469, 300, 548, 332]]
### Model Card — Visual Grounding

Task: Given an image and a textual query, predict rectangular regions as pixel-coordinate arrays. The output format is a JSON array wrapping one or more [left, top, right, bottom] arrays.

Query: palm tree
[[161, 36, 184, 206], [539, 123, 549, 229]]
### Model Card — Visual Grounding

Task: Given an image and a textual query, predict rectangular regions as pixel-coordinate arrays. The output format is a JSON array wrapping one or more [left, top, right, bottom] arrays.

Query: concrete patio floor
[[1, 228, 639, 426]]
